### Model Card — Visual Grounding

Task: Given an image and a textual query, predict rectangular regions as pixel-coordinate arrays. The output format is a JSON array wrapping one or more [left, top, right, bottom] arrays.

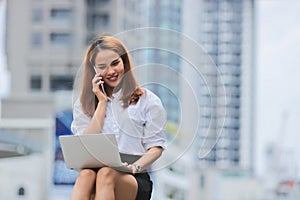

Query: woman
[[70, 36, 166, 200]]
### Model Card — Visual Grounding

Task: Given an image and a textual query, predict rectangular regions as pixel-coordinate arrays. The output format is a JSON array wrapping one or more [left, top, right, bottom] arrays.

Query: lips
[[106, 74, 119, 82]]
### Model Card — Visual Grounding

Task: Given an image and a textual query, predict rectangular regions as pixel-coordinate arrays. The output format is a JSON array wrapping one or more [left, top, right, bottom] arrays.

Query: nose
[[105, 65, 115, 75]]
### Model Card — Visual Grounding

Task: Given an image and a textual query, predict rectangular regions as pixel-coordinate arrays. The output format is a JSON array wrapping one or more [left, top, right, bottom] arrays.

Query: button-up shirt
[[71, 89, 166, 155]]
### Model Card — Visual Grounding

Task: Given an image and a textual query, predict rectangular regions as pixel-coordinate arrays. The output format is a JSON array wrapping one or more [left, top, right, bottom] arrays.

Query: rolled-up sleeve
[[142, 92, 167, 150], [71, 99, 91, 135]]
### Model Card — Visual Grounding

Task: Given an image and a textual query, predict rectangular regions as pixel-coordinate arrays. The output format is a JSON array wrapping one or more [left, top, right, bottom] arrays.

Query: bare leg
[[94, 167, 138, 200], [70, 169, 97, 200]]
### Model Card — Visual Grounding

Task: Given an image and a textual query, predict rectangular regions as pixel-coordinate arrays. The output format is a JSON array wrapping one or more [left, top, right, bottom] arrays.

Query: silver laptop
[[59, 134, 138, 173]]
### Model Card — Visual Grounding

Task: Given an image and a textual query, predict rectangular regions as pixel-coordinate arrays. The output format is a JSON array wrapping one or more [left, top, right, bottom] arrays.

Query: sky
[[256, 0, 300, 177], [0, 0, 300, 178]]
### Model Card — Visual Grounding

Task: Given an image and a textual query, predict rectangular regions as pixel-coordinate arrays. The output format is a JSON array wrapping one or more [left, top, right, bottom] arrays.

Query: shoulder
[[139, 88, 164, 109], [141, 88, 161, 101], [73, 98, 90, 118], [73, 98, 83, 111]]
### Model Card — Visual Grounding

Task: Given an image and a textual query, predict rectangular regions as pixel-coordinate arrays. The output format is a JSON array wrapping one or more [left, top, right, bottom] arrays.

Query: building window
[[87, 13, 109, 31], [30, 75, 42, 91], [32, 7, 43, 23], [50, 33, 72, 47], [87, 0, 110, 7], [50, 75, 73, 91], [31, 32, 43, 48], [50, 8, 72, 24], [17, 187, 25, 196]]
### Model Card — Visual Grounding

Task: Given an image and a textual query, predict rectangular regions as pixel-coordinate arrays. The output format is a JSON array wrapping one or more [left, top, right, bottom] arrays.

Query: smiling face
[[94, 49, 125, 92]]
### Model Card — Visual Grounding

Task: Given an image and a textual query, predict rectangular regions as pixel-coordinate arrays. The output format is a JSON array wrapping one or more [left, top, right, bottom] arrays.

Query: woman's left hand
[[122, 162, 137, 174]]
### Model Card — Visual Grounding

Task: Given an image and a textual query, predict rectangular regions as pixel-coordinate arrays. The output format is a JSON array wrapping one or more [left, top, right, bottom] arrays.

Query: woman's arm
[[83, 101, 107, 134], [126, 89, 166, 173], [83, 73, 108, 134], [129, 146, 163, 174]]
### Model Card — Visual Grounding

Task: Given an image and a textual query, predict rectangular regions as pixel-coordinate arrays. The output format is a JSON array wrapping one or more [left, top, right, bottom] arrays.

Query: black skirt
[[90, 168, 153, 199], [119, 153, 153, 199], [133, 172, 153, 200]]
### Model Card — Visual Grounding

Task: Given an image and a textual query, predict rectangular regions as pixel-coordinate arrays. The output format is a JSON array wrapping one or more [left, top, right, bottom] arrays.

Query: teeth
[[108, 76, 118, 81]]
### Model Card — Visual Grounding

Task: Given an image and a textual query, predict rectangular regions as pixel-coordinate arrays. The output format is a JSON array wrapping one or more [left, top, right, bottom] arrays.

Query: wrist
[[132, 163, 143, 173], [97, 100, 107, 106]]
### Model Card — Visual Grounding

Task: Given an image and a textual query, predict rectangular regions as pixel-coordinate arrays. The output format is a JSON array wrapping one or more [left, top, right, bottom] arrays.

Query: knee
[[77, 169, 97, 182], [96, 167, 116, 185]]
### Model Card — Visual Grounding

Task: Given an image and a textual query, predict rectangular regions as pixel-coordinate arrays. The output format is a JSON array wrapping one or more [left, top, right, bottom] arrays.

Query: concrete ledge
[[0, 95, 54, 118]]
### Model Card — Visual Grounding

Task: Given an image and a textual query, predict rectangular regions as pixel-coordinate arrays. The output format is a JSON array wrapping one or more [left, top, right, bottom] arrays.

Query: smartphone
[[100, 81, 107, 96], [93, 67, 107, 96]]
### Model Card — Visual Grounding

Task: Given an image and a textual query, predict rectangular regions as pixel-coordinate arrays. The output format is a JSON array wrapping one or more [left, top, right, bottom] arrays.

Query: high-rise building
[[119, 0, 254, 172], [5, 0, 125, 97], [118, 0, 183, 125], [191, 0, 255, 171], [3, 0, 125, 198], [152, 0, 255, 199], [142, 0, 183, 124]]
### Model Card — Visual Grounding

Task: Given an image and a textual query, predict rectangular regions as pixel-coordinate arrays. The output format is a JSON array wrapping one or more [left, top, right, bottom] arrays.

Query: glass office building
[[194, 0, 255, 170]]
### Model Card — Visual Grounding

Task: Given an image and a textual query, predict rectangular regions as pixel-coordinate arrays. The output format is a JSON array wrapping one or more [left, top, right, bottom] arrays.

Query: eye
[[96, 65, 106, 70], [111, 60, 120, 67]]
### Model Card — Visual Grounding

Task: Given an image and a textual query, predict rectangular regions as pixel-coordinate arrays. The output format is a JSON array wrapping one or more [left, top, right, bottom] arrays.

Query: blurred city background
[[0, 0, 300, 200]]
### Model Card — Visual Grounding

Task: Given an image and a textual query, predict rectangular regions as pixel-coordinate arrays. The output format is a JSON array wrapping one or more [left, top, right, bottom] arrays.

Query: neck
[[105, 86, 118, 98]]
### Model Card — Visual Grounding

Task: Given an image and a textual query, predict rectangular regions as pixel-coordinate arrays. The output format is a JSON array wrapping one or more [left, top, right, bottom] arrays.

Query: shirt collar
[[107, 89, 122, 101]]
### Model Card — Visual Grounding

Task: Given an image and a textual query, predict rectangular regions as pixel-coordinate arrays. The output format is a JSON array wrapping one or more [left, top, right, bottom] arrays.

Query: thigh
[[114, 173, 138, 200], [96, 167, 138, 200], [71, 169, 97, 200]]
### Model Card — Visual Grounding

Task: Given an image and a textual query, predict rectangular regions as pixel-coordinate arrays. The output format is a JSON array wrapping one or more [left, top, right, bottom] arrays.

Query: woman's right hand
[[92, 73, 107, 102]]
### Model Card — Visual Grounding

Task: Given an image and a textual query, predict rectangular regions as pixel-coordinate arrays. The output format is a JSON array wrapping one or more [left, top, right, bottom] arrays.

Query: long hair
[[80, 36, 142, 117]]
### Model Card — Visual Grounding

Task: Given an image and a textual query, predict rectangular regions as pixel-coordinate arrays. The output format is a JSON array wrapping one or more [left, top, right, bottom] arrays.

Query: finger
[[94, 72, 101, 78], [96, 80, 104, 85], [93, 76, 102, 84]]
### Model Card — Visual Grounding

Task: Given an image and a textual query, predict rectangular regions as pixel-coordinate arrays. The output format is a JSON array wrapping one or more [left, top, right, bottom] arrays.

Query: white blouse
[[71, 89, 167, 155]]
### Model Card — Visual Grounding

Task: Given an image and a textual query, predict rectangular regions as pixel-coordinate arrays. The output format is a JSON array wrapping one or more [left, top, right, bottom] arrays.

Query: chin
[[106, 81, 121, 89]]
